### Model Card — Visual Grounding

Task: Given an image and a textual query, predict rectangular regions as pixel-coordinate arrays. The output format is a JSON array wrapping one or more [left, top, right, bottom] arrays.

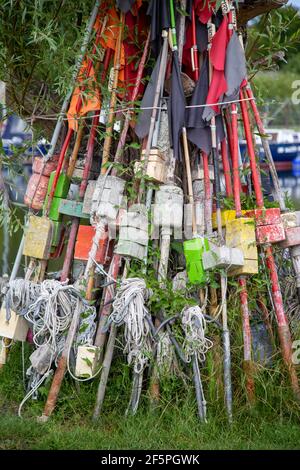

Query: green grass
[[0, 406, 300, 450], [1, 343, 300, 450]]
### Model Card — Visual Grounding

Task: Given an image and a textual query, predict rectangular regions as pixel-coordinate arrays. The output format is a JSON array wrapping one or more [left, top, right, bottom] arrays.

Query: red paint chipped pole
[[240, 87, 300, 400], [221, 139, 233, 198], [226, 101, 255, 402], [225, 2, 255, 400]]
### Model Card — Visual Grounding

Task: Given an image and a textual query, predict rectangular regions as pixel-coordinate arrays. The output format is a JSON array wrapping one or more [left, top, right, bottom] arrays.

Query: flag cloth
[[134, 48, 162, 139], [116, 0, 142, 14], [116, 0, 135, 12], [186, 57, 225, 155], [182, 18, 208, 79], [147, 0, 171, 57], [123, 9, 148, 101], [202, 15, 229, 122], [168, 51, 186, 161], [195, 0, 216, 24], [67, 61, 101, 132], [222, 31, 247, 105], [96, 7, 126, 85]]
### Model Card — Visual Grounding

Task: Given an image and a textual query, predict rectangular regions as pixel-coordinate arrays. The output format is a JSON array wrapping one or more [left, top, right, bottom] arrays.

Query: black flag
[[147, 0, 171, 57], [222, 31, 247, 105], [186, 57, 225, 155], [116, 0, 135, 13], [135, 50, 162, 139]]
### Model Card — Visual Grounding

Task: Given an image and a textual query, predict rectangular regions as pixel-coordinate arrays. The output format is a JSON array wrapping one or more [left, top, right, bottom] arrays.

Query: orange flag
[[67, 60, 101, 131], [96, 7, 126, 86]]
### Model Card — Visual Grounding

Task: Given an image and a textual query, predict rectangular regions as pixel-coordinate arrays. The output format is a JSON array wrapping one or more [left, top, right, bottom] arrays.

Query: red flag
[[211, 15, 229, 71], [123, 9, 148, 100], [204, 16, 229, 118], [195, 0, 216, 24]]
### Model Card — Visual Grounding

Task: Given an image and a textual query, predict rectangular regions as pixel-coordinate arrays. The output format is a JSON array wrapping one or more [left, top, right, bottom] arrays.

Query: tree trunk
[[238, 0, 288, 25]]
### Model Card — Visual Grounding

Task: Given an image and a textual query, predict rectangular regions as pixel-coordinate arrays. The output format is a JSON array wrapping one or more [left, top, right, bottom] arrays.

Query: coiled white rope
[[107, 277, 153, 375], [5, 279, 96, 353], [4, 279, 41, 318], [4, 279, 98, 413], [181, 305, 213, 363]]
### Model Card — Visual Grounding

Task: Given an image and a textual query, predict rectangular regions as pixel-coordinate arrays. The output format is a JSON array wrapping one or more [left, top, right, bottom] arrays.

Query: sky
[[290, 0, 300, 7]]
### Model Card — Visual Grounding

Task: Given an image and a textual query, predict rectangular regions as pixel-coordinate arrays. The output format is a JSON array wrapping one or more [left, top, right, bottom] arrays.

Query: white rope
[[107, 278, 153, 375], [92, 257, 118, 284], [21, 96, 256, 122], [4, 279, 98, 404], [18, 370, 52, 418], [156, 330, 174, 375], [208, 274, 228, 321], [181, 305, 213, 363]]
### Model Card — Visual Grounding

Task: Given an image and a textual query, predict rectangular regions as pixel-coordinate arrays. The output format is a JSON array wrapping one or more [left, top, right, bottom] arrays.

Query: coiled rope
[[3, 279, 97, 415], [107, 277, 153, 375], [5, 279, 95, 354], [181, 305, 213, 363]]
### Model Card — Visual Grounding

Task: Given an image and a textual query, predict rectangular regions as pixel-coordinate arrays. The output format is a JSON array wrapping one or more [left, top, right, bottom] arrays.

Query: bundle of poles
[[1, 0, 300, 424]]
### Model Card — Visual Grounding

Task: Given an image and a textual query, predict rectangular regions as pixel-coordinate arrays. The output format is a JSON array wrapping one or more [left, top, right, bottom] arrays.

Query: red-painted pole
[[244, 83, 286, 211], [239, 276, 255, 402], [230, 104, 242, 216], [221, 139, 233, 197], [240, 86, 300, 400], [239, 90, 264, 208], [264, 247, 300, 397], [60, 49, 112, 281], [94, 254, 122, 353], [191, 5, 199, 82], [228, 78, 254, 401], [61, 112, 100, 282]]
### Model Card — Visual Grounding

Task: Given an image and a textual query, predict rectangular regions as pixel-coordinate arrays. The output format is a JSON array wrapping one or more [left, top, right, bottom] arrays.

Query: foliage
[[0, 0, 95, 117], [246, 5, 300, 127], [246, 6, 300, 77]]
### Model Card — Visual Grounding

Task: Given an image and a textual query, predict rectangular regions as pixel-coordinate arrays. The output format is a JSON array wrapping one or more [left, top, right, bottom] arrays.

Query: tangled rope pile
[[4, 278, 97, 366], [107, 278, 153, 375], [4, 279, 41, 319], [3, 279, 98, 417], [181, 306, 213, 363]]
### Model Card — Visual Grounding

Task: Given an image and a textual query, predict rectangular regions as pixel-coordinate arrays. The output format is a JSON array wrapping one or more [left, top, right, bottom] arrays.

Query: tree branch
[[238, 0, 288, 25]]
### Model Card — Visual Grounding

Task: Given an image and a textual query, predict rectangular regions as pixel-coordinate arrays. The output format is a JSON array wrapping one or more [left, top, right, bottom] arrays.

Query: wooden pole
[[101, 13, 125, 173]]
